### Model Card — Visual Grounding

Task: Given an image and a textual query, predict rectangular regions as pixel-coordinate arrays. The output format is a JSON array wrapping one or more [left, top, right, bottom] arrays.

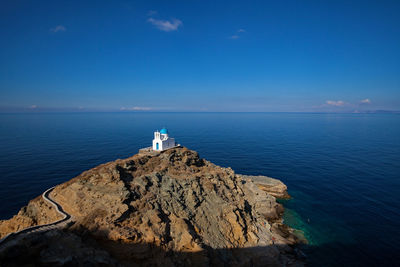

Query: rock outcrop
[[239, 175, 291, 199], [0, 147, 304, 266], [0, 195, 63, 236]]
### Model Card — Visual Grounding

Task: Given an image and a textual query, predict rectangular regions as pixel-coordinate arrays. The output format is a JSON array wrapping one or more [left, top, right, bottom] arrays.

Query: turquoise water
[[0, 112, 399, 266]]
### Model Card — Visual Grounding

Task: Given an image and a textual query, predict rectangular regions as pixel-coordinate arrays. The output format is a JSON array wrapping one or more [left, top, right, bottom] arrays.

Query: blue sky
[[1, 0, 399, 112]]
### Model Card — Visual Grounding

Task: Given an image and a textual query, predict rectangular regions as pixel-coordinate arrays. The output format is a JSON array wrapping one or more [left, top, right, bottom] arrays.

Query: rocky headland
[[0, 147, 305, 266]]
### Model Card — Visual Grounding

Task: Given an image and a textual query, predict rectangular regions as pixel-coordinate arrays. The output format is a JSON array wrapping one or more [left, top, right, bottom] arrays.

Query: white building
[[152, 128, 176, 151]]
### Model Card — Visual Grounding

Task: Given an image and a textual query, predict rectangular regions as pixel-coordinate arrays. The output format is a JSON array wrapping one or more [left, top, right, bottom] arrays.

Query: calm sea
[[0, 112, 399, 266]]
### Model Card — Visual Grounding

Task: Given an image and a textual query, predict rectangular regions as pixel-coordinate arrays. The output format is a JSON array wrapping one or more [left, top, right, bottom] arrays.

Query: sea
[[0, 112, 399, 266]]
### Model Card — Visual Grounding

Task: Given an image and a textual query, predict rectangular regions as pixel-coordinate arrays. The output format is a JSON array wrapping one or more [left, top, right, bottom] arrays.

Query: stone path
[[0, 186, 73, 251]]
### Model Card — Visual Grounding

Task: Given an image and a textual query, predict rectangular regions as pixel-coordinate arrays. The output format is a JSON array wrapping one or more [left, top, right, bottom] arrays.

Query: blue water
[[0, 112, 399, 266]]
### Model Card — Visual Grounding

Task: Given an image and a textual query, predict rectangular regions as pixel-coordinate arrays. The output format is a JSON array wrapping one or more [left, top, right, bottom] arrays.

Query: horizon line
[[1, 110, 399, 115]]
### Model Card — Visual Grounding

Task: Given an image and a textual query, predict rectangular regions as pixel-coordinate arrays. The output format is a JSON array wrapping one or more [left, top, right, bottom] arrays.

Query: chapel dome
[[160, 128, 168, 134]]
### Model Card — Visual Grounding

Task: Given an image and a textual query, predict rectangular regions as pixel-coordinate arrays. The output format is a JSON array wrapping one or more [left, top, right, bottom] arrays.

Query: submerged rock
[[0, 147, 304, 266]]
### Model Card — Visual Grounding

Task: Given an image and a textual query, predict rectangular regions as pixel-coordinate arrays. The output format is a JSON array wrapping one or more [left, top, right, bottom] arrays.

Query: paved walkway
[[0, 186, 73, 251]]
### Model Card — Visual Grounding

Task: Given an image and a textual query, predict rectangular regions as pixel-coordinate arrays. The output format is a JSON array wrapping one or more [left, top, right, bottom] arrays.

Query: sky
[[0, 0, 400, 112]]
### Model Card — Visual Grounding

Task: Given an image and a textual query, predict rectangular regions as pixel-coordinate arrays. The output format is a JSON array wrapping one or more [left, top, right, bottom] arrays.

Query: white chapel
[[152, 128, 176, 151]]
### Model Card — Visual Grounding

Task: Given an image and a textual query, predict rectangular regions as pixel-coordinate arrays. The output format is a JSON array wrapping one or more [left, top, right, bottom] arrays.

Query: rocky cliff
[[0, 147, 304, 266]]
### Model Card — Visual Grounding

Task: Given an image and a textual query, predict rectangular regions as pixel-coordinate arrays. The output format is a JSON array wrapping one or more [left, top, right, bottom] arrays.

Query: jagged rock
[[0, 195, 63, 236], [239, 175, 291, 199], [0, 147, 304, 266]]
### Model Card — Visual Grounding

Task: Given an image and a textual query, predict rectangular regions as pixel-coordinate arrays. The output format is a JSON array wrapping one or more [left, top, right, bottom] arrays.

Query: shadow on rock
[[0, 226, 307, 267]]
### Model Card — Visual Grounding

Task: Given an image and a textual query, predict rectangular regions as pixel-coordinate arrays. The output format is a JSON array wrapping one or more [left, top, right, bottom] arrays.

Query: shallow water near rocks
[[0, 112, 399, 266]]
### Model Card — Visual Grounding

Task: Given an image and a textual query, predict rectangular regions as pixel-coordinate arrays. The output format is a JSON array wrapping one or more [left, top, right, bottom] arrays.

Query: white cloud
[[147, 18, 182, 32], [360, 98, 371, 104], [50, 25, 66, 33], [147, 10, 158, 16], [120, 106, 152, 111], [326, 100, 345, 106], [230, 29, 246, 39]]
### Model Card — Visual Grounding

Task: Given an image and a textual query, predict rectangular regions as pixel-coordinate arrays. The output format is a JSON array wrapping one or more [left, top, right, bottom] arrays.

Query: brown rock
[[239, 174, 291, 199], [0, 195, 63, 238], [0, 147, 304, 266]]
